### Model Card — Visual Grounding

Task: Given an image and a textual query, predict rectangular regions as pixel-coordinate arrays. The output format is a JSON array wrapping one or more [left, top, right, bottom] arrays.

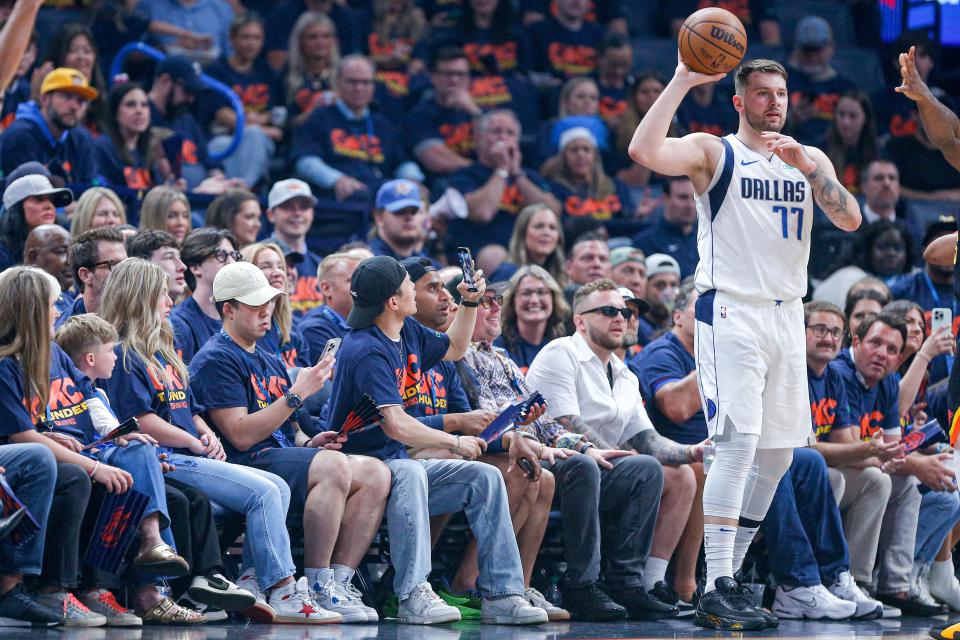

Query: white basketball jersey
[[694, 134, 814, 301]]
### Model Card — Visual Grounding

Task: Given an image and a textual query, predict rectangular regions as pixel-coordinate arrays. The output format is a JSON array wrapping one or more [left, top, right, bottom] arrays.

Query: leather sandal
[[132, 543, 190, 577], [139, 597, 207, 624]]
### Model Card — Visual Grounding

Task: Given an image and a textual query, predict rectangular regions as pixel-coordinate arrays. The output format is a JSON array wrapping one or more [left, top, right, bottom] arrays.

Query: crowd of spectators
[[0, 0, 958, 631]]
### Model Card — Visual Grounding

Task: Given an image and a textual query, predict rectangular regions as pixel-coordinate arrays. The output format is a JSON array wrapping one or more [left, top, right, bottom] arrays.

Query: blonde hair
[[558, 76, 598, 118], [241, 242, 293, 345], [139, 186, 190, 236], [317, 252, 358, 282], [71, 187, 127, 239], [0, 267, 61, 415], [372, 0, 425, 46], [286, 12, 340, 107], [55, 313, 119, 364], [500, 265, 570, 348], [507, 204, 566, 285], [99, 258, 188, 387]]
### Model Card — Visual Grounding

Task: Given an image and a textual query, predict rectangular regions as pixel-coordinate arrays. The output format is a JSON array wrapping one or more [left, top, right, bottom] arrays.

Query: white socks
[[332, 564, 355, 586], [643, 557, 670, 591], [306, 567, 334, 588], [732, 524, 760, 575], [704, 523, 737, 593]]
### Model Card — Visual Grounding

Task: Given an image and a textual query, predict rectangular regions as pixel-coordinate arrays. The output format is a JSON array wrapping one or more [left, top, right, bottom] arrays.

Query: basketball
[[678, 7, 748, 75]]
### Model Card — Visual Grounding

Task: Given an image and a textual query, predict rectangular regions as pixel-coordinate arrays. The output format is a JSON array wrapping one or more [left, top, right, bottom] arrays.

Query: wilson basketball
[[678, 7, 748, 75]]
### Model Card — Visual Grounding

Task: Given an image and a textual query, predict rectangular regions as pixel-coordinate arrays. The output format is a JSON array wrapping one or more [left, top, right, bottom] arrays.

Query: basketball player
[[897, 45, 960, 640], [630, 54, 862, 630]]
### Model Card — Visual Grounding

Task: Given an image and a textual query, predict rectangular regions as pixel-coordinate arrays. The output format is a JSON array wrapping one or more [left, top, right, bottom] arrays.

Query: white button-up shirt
[[525, 332, 653, 448]]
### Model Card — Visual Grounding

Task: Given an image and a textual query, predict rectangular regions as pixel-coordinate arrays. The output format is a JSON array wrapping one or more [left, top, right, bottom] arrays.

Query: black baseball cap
[[347, 256, 409, 329], [270, 237, 304, 265], [922, 216, 957, 248], [400, 256, 435, 283], [155, 56, 205, 94]]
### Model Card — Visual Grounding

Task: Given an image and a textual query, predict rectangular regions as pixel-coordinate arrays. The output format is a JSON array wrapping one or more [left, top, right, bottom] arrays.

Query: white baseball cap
[[268, 178, 318, 209], [212, 262, 286, 306], [3, 174, 73, 211]]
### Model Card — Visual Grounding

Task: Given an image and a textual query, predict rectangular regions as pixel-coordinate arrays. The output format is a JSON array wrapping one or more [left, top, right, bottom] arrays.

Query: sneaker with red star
[[269, 578, 341, 624]]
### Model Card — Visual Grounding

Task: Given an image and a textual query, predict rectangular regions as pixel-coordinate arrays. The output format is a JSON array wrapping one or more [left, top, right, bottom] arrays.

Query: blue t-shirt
[[525, 16, 603, 80], [676, 87, 739, 138], [407, 360, 471, 431], [327, 317, 450, 459], [405, 99, 476, 166], [493, 334, 548, 374], [808, 364, 852, 442], [55, 296, 87, 330], [103, 346, 201, 449], [286, 244, 322, 317], [439, 162, 551, 252], [94, 136, 157, 192], [150, 100, 213, 171], [630, 331, 706, 445], [258, 322, 310, 369], [204, 55, 282, 123], [190, 331, 295, 460], [549, 179, 634, 221], [890, 271, 959, 315], [299, 305, 351, 364], [829, 349, 900, 440], [289, 103, 409, 193], [170, 296, 222, 364], [598, 80, 627, 125], [0, 343, 98, 444], [633, 218, 699, 279]]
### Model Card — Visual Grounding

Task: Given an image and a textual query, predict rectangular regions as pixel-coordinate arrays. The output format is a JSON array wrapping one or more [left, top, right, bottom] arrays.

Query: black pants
[[546, 453, 663, 591], [38, 463, 91, 589], [165, 477, 222, 598]]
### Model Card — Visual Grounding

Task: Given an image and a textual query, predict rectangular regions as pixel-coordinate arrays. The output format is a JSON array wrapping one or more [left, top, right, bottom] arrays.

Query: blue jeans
[[384, 458, 525, 599], [0, 444, 56, 576], [165, 453, 296, 590], [762, 447, 849, 587], [95, 442, 170, 532], [915, 489, 960, 567]]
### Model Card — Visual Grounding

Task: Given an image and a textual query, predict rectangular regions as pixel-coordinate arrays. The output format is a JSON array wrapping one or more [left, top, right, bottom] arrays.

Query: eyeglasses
[[434, 70, 470, 79], [90, 259, 122, 272], [806, 324, 844, 340], [582, 305, 634, 320], [517, 287, 550, 299], [207, 248, 243, 263], [479, 295, 504, 309]]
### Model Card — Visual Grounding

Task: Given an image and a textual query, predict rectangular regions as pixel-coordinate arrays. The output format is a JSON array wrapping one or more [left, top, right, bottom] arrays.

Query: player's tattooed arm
[[805, 165, 861, 231], [627, 430, 693, 465], [555, 414, 615, 450]]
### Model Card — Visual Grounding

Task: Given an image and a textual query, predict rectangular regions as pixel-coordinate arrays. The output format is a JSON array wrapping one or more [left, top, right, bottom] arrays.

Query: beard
[[744, 108, 784, 134], [587, 322, 622, 351]]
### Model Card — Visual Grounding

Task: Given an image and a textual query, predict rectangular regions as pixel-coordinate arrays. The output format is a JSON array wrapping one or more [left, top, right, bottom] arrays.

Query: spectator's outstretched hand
[[896, 46, 933, 103]]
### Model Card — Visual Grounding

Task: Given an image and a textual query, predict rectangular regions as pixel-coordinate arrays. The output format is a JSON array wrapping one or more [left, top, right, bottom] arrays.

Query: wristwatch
[[284, 390, 303, 410]]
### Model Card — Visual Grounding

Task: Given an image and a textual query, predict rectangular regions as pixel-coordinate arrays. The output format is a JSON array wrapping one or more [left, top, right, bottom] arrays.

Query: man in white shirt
[[526, 278, 702, 614]]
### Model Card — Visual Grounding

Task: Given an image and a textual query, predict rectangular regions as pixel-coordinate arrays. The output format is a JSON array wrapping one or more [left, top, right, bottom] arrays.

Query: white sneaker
[[524, 587, 569, 621], [340, 580, 379, 622], [772, 584, 857, 620], [881, 602, 902, 618], [236, 569, 275, 623], [397, 583, 461, 625], [911, 565, 941, 608], [929, 560, 960, 611], [480, 594, 548, 625], [829, 571, 884, 620], [187, 573, 256, 611], [311, 577, 368, 623], [269, 577, 341, 624]]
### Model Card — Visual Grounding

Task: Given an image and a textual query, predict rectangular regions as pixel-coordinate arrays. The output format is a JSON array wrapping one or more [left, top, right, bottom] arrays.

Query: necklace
[[393, 336, 405, 394]]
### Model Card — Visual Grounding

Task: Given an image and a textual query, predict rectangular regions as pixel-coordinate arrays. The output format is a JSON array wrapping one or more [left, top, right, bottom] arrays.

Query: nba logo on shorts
[[720, 306, 727, 318]]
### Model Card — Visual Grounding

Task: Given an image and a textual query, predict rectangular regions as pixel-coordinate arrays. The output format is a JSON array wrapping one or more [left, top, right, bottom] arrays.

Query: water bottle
[[703, 441, 716, 474]]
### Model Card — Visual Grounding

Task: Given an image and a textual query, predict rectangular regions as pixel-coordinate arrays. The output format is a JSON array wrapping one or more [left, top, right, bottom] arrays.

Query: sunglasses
[[581, 305, 634, 320]]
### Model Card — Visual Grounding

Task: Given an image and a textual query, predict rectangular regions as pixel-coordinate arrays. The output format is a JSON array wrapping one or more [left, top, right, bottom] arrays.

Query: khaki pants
[[828, 466, 920, 592]]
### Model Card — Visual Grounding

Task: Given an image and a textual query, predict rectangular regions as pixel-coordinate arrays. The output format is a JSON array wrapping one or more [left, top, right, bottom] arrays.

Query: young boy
[[55, 314, 252, 622]]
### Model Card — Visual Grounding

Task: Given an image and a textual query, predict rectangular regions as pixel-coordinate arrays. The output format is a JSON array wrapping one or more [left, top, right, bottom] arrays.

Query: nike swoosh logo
[[740, 160, 759, 166], [791, 595, 818, 607]]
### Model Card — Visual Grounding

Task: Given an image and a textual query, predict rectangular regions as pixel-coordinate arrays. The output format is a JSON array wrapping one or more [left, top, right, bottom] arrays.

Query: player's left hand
[[457, 269, 487, 304], [895, 46, 933, 103], [761, 132, 816, 174]]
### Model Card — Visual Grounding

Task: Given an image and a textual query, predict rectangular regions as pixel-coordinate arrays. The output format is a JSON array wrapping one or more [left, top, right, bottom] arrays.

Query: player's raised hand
[[895, 46, 933, 103], [761, 132, 817, 174], [674, 50, 725, 88]]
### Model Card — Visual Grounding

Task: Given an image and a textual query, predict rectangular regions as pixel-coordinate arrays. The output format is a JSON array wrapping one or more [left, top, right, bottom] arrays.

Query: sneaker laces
[[63, 593, 93, 615], [340, 581, 365, 604], [525, 587, 549, 607], [730, 584, 759, 610], [90, 590, 129, 615], [410, 583, 443, 605]]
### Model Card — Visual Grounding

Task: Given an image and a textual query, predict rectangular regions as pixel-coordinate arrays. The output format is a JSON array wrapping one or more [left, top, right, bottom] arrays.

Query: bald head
[[25, 224, 73, 290]]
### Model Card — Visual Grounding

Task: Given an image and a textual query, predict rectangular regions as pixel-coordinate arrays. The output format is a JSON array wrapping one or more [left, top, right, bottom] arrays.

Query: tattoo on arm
[[805, 166, 857, 227], [555, 414, 614, 450], [627, 430, 690, 465]]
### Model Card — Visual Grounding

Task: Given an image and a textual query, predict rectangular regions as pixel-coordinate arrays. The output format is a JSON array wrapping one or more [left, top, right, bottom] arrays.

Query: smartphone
[[932, 307, 953, 337], [518, 458, 536, 479], [320, 337, 342, 362], [456, 246, 477, 292]]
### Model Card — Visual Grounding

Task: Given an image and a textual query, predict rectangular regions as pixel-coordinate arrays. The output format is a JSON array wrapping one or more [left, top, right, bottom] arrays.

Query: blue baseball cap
[[375, 179, 422, 213], [155, 56, 205, 94]]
